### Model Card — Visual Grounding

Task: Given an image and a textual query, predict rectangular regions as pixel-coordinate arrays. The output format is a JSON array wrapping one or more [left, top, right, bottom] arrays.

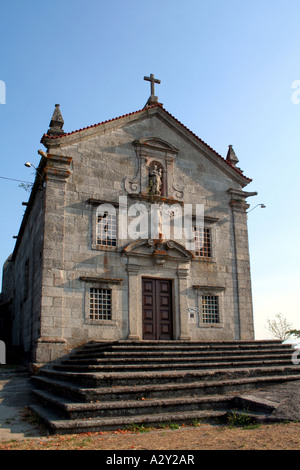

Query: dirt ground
[[0, 418, 299, 450]]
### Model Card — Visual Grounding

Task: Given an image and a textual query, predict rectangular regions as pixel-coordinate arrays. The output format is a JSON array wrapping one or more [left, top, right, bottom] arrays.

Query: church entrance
[[142, 278, 173, 340]]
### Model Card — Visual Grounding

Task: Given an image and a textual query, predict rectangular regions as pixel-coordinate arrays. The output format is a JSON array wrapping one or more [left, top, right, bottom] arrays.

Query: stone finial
[[226, 145, 239, 167], [47, 104, 65, 136]]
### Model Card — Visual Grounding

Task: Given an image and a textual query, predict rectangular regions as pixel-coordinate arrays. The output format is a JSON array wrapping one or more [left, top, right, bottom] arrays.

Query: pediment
[[133, 137, 179, 154], [123, 238, 193, 265], [42, 104, 251, 187]]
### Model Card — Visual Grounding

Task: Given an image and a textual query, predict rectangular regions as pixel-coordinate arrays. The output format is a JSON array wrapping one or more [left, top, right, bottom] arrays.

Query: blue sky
[[0, 0, 299, 340]]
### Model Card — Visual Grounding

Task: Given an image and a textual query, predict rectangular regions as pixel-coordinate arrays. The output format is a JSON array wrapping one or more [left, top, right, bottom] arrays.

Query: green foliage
[[191, 418, 204, 427], [288, 329, 300, 339], [227, 411, 259, 429], [167, 422, 181, 430], [126, 423, 151, 433]]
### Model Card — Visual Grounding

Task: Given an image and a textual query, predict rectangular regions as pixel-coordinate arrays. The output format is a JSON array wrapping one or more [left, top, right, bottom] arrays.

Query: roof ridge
[[158, 107, 248, 179], [41, 103, 162, 141]]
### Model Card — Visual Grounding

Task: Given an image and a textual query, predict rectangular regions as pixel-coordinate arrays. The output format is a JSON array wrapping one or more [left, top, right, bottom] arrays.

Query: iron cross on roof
[[144, 74, 161, 105]]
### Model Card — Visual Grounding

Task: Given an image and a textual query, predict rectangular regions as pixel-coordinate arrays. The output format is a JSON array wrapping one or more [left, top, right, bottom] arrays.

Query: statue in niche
[[149, 163, 163, 196]]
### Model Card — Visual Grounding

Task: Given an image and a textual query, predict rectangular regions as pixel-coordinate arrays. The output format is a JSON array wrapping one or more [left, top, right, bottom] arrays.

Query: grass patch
[[167, 422, 181, 430], [126, 423, 152, 433], [191, 418, 205, 427], [226, 411, 261, 429], [158, 421, 181, 430]]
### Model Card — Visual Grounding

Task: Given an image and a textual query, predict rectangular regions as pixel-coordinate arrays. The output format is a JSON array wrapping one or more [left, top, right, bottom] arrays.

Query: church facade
[[1, 77, 258, 364]]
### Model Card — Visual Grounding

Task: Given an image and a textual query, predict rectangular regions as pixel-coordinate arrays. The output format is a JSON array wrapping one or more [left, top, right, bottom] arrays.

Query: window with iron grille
[[89, 288, 112, 320], [194, 227, 212, 258], [202, 295, 219, 323], [96, 212, 117, 247]]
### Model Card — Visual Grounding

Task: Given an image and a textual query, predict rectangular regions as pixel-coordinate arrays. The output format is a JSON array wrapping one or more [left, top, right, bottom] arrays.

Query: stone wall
[[8, 184, 45, 359], [3, 106, 256, 364], [34, 108, 255, 361], [1, 255, 14, 303]]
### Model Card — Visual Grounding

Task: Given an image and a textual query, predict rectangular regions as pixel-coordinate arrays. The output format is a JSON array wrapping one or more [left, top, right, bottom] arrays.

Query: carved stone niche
[[124, 137, 184, 200]]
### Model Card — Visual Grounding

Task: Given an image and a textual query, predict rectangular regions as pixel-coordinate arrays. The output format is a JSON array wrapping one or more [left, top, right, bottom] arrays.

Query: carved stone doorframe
[[126, 262, 191, 341]]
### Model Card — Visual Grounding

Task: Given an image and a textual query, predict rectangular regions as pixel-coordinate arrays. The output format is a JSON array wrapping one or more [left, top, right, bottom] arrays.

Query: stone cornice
[[44, 154, 72, 181], [133, 137, 179, 156], [80, 276, 123, 284], [227, 188, 257, 213], [193, 285, 226, 292], [227, 188, 258, 199], [129, 193, 184, 205], [87, 198, 120, 207]]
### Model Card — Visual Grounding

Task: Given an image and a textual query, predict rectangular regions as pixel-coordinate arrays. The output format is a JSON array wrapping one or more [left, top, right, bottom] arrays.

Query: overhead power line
[[0, 175, 33, 184]]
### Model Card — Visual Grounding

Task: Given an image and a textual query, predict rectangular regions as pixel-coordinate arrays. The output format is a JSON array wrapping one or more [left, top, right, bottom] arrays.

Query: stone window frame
[[191, 215, 218, 263], [193, 285, 225, 328], [88, 199, 120, 252], [96, 211, 117, 248], [89, 287, 112, 321], [193, 226, 212, 259], [202, 294, 219, 324], [80, 276, 123, 326]]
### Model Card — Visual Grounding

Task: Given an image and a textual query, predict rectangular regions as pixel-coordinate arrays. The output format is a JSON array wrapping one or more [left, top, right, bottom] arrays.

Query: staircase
[[30, 340, 300, 434]]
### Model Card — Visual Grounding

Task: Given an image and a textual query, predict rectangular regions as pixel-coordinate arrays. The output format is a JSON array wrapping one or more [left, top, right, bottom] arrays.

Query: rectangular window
[[194, 227, 211, 258], [202, 295, 219, 323], [96, 212, 117, 247], [89, 288, 112, 320]]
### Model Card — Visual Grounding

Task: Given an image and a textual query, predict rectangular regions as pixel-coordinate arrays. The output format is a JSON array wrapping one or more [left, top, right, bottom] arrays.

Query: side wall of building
[[8, 186, 45, 360], [0, 256, 14, 348]]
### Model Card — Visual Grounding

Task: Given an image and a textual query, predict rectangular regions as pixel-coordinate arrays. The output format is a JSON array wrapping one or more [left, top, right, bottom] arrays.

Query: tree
[[19, 182, 33, 192], [265, 313, 294, 342], [288, 329, 300, 339]]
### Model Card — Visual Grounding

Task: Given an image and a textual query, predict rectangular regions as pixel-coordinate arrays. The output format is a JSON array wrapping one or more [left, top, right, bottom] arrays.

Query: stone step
[[32, 375, 89, 402], [32, 388, 235, 419], [39, 364, 300, 388], [29, 403, 229, 434], [54, 357, 294, 373], [233, 395, 278, 414], [31, 340, 300, 434], [33, 375, 300, 402], [70, 348, 295, 361], [33, 370, 300, 404], [74, 340, 290, 356], [81, 339, 284, 348]]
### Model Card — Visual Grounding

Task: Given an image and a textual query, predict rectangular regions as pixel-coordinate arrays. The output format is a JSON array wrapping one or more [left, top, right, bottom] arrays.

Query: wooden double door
[[142, 278, 173, 340]]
